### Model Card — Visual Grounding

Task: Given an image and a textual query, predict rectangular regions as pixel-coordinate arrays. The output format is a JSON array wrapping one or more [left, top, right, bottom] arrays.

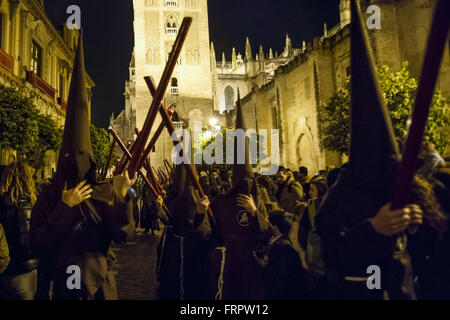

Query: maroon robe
[[210, 188, 270, 300]]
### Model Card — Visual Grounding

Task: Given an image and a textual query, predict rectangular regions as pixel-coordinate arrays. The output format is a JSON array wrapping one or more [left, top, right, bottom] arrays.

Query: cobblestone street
[[112, 230, 162, 300]]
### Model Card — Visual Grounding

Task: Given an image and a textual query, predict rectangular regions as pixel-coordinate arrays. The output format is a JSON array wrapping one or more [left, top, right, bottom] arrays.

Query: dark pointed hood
[[56, 30, 96, 190], [167, 135, 199, 237], [348, 0, 400, 185], [231, 90, 254, 188]]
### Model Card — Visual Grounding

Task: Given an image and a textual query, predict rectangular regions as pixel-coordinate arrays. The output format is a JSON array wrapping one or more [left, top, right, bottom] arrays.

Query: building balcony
[[58, 97, 67, 111], [173, 121, 184, 129], [26, 71, 56, 100], [165, 27, 178, 35], [0, 48, 14, 72], [170, 87, 179, 95], [165, 0, 178, 7]]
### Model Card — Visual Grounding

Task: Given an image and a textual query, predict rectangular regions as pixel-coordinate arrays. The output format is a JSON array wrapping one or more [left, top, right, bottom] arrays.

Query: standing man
[[30, 31, 136, 300], [275, 166, 306, 256]]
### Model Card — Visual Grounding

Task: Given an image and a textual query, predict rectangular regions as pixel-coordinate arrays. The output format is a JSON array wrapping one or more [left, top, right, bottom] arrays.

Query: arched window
[[225, 86, 235, 110], [170, 77, 179, 95], [170, 104, 180, 122], [165, 15, 178, 34]]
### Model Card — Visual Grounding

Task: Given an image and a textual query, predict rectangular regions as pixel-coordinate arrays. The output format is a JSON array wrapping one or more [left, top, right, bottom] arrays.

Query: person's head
[[327, 167, 341, 187], [0, 161, 37, 206], [219, 169, 229, 182], [199, 175, 210, 186], [299, 166, 308, 178], [269, 210, 292, 235], [411, 175, 447, 236], [211, 169, 219, 180], [309, 179, 328, 200], [420, 141, 436, 158], [276, 166, 290, 184]]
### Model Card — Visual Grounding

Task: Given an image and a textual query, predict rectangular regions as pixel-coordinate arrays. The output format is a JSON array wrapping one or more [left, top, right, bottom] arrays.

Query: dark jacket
[[316, 167, 394, 300], [0, 195, 37, 275], [264, 235, 306, 300], [30, 183, 134, 300]]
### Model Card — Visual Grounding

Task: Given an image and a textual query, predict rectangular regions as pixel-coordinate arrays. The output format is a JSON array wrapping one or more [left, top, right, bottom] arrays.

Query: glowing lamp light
[[203, 130, 213, 140], [209, 117, 218, 126]]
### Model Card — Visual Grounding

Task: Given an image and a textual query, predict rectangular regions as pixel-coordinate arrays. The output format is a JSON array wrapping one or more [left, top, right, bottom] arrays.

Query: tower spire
[[245, 37, 253, 61], [259, 45, 265, 69], [232, 47, 237, 70], [284, 33, 293, 57], [340, 0, 351, 26], [222, 52, 226, 68], [210, 42, 217, 70]]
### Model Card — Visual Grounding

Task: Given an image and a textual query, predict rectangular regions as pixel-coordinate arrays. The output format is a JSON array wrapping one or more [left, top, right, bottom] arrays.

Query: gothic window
[[194, 49, 199, 64], [186, 49, 190, 64], [170, 77, 179, 95], [225, 86, 235, 110], [185, 0, 196, 8], [165, 15, 178, 34], [155, 50, 160, 64], [31, 40, 43, 77], [59, 74, 65, 98]]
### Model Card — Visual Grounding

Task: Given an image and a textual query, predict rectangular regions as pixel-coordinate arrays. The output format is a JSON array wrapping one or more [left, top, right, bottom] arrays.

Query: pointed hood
[[348, 0, 400, 185], [231, 89, 254, 188], [171, 161, 186, 196], [56, 30, 96, 190]]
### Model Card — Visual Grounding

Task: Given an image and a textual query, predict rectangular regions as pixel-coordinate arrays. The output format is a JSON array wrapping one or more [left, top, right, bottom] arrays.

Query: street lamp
[[209, 117, 218, 127]]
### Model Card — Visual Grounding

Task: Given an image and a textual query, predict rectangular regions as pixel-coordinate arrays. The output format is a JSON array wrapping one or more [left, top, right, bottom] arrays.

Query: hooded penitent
[[229, 90, 261, 201], [54, 31, 112, 223], [315, 0, 409, 300], [159, 139, 213, 300], [208, 90, 268, 300], [56, 30, 97, 191]]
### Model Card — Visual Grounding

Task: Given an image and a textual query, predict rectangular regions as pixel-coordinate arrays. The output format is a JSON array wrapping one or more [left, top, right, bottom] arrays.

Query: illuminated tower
[[132, 0, 215, 166]]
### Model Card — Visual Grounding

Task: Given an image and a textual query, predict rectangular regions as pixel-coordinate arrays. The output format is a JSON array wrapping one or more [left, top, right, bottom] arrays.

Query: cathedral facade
[[111, 0, 450, 175]]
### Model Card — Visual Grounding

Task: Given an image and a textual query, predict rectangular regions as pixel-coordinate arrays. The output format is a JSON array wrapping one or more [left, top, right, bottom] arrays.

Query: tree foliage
[[319, 62, 449, 155], [194, 125, 266, 174], [26, 113, 63, 171], [0, 84, 65, 172], [90, 124, 111, 171], [0, 85, 39, 154]]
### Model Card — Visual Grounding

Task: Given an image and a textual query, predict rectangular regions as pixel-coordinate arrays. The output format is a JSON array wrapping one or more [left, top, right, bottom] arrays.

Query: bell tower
[[132, 0, 214, 166]]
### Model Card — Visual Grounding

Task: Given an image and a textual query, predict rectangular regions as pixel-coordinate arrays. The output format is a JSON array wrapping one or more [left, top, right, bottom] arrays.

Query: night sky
[[45, 0, 340, 128]]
